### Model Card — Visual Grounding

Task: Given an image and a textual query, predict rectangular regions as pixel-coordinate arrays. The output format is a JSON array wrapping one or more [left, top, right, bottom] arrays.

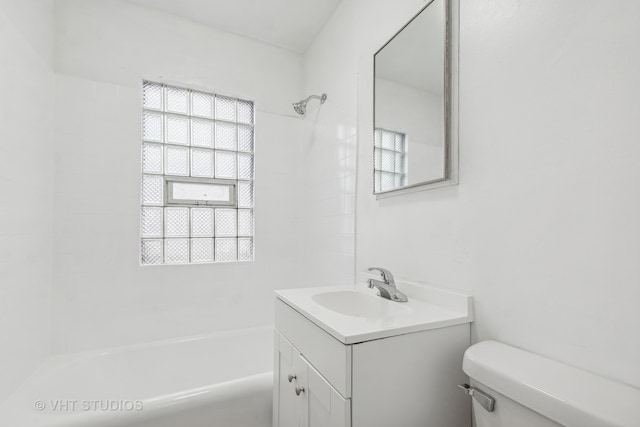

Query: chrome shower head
[[292, 93, 327, 115], [293, 101, 306, 115]]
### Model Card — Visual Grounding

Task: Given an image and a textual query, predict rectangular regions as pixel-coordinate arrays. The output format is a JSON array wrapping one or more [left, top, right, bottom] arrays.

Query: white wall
[[0, 0, 55, 402], [456, 0, 640, 388], [305, 0, 640, 388], [357, 0, 640, 388], [52, 0, 309, 353]]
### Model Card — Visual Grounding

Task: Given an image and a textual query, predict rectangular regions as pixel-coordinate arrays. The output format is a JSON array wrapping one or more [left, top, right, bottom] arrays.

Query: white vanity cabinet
[[273, 294, 472, 427]]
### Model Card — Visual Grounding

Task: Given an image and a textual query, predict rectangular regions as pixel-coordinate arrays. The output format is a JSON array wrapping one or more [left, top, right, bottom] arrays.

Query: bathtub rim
[[0, 325, 275, 427]]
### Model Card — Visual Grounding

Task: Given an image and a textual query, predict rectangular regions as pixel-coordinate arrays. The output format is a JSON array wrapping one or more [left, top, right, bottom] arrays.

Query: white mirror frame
[[373, 0, 459, 199]]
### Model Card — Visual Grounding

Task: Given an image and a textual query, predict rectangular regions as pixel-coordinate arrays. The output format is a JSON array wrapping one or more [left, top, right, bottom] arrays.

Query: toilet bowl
[[462, 341, 640, 427]]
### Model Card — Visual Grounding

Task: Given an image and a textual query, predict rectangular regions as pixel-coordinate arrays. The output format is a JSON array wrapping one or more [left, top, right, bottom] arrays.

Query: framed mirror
[[373, 0, 458, 198]]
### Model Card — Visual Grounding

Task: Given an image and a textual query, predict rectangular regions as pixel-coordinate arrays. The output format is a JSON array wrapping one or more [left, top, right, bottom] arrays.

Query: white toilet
[[462, 341, 640, 427]]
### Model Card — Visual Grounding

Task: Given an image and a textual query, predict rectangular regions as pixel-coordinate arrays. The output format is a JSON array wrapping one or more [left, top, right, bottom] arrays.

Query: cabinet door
[[300, 356, 351, 427], [275, 333, 301, 427], [274, 331, 350, 427]]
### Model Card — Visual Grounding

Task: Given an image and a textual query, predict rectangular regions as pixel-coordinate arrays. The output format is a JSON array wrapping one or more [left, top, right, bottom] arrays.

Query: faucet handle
[[367, 267, 395, 284]]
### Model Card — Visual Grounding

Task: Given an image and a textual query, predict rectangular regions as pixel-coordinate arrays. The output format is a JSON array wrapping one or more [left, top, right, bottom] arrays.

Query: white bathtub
[[0, 326, 273, 427]]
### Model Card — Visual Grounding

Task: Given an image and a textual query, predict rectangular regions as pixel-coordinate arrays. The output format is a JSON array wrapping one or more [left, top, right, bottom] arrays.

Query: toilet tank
[[462, 341, 640, 427]]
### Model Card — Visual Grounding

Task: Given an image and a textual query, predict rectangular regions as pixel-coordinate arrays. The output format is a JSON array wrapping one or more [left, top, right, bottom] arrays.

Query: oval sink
[[311, 291, 412, 318]]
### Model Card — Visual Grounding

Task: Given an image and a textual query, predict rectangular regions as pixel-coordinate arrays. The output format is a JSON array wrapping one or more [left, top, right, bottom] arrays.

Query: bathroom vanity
[[273, 279, 473, 427]]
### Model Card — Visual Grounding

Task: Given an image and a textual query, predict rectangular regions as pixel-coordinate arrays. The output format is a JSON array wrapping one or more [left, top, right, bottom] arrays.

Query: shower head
[[292, 93, 327, 115], [293, 102, 306, 115]]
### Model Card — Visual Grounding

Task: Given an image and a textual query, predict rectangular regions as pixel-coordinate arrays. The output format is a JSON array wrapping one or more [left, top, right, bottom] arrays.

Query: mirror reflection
[[374, 0, 448, 194]]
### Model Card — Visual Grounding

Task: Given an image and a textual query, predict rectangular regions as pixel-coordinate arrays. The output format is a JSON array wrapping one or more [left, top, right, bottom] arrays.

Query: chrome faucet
[[367, 267, 408, 302]]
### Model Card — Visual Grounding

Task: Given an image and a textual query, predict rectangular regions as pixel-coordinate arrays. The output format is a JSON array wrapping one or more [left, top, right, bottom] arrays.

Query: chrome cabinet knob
[[295, 386, 305, 396], [288, 374, 296, 383]]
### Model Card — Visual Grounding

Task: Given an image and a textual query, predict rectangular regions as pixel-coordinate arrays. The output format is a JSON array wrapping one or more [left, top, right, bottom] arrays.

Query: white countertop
[[275, 279, 473, 344]]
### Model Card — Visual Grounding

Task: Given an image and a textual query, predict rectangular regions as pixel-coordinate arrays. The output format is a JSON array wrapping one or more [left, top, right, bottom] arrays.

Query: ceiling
[[126, 0, 342, 53]]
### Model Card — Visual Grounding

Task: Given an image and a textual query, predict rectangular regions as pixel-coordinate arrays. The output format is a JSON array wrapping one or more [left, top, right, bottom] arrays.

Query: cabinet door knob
[[295, 386, 305, 396], [288, 374, 297, 383]]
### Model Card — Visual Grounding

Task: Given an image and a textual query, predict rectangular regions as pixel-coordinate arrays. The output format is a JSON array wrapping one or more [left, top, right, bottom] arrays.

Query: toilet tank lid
[[463, 341, 640, 427]]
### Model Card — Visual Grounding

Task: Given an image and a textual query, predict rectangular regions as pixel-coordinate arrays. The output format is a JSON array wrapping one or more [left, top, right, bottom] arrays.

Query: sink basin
[[275, 284, 472, 344], [311, 290, 412, 318]]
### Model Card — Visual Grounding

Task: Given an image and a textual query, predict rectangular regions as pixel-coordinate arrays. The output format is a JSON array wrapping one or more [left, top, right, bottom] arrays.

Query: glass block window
[[140, 81, 255, 265], [374, 128, 406, 192]]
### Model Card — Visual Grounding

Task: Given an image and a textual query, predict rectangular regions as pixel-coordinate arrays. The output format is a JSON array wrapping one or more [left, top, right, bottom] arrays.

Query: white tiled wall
[[0, 0, 55, 402], [305, 0, 640, 388], [299, 0, 360, 287], [52, 0, 309, 353]]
